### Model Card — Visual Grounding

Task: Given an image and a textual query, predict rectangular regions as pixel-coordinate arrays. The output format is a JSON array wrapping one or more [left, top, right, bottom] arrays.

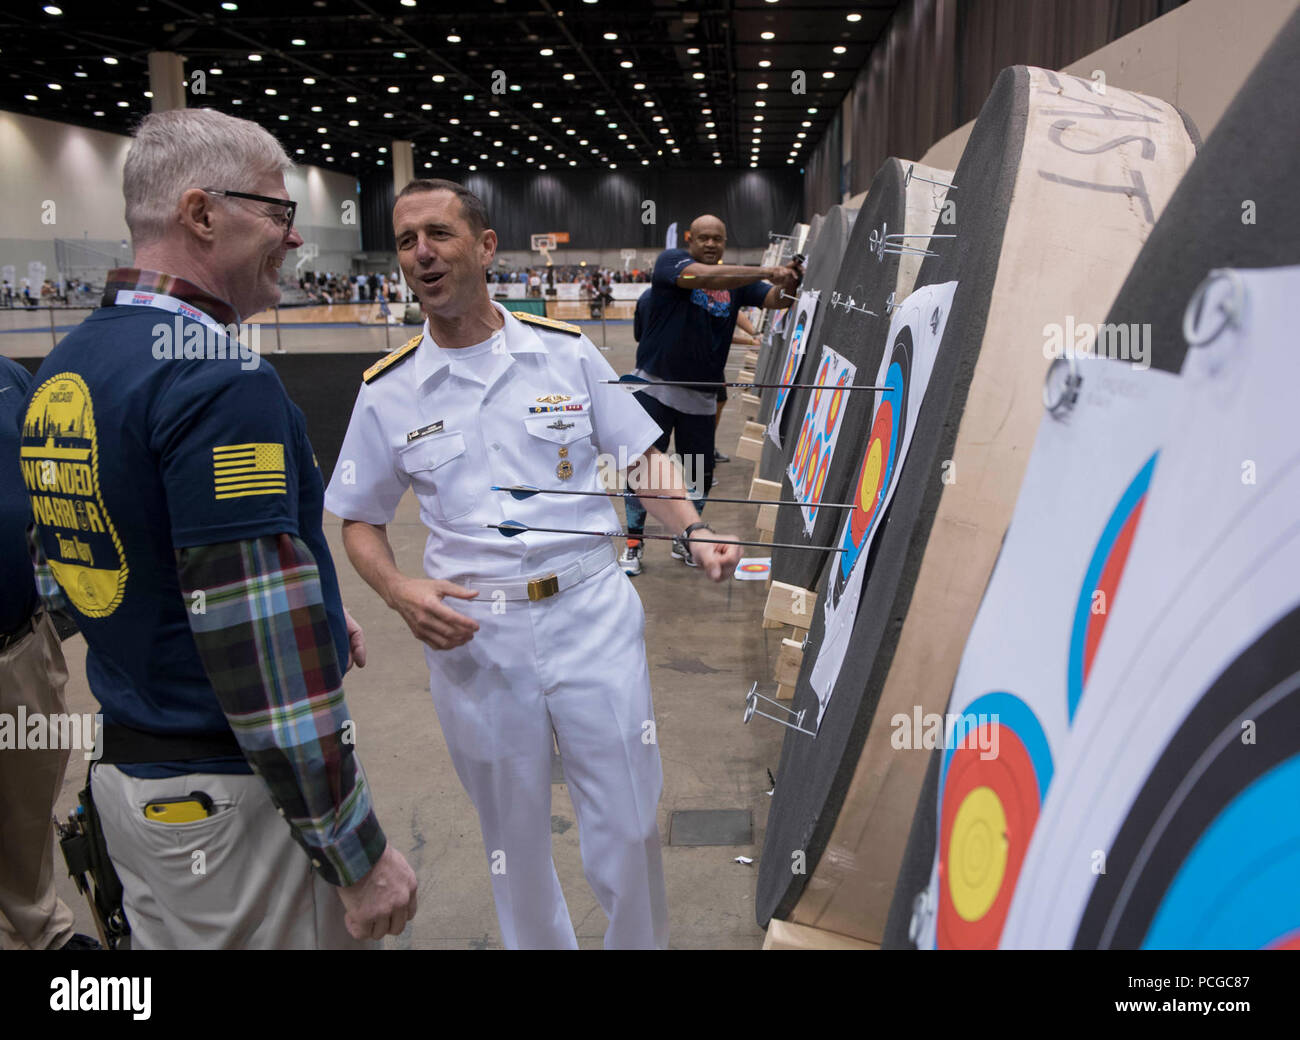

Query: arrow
[[605, 374, 888, 392], [487, 520, 847, 553], [491, 484, 856, 510]]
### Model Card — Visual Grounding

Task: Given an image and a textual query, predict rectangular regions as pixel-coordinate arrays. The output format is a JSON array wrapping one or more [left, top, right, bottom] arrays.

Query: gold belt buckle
[[527, 573, 560, 601]]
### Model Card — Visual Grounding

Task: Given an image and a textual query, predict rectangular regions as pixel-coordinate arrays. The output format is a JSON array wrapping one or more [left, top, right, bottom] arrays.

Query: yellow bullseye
[[948, 785, 1009, 922], [859, 438, 883, 510]]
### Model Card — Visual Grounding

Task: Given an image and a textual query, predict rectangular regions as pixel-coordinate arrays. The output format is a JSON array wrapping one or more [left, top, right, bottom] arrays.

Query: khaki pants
[[0, 612, 76, 950], [92, 763, 372, 950]]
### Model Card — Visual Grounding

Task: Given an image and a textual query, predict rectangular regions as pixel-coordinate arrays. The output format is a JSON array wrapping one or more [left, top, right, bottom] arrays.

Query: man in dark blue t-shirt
[[621, 215, 800, 574]]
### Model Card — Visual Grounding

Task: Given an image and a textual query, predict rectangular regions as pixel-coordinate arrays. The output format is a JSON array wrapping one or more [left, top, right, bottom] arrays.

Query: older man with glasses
[[16, 108, 417, 949]]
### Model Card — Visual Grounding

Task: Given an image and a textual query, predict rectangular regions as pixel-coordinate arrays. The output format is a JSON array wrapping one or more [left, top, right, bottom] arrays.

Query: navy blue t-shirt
[[1, 357, 39, 635], [19, 306, 348, 775], [633, 247, 770, 384]]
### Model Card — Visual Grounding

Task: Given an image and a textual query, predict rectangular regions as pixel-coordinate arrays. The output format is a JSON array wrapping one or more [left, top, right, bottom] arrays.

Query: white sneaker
[[619, 539, 644, 576]]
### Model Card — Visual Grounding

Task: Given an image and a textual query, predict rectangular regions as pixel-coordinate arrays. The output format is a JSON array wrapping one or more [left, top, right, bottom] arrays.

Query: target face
[[739, 561, 770, 574], [1074, 605, 1300, 949], [772, 307, 810, 417], [936, 692, 1052, 949], [831, 327, 912, 602], [788, 346, 856, 534], [1067, 453, 1156, 722]]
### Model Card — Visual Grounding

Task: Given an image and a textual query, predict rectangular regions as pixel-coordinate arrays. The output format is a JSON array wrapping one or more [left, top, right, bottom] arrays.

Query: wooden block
[[738, 369, 756, 383], [743, 420, 765, 440], [740, 392, 762, 420], [743, 350, 759, 365], [762, 616, 784, 630], [763, 918, 878, 951], [763, 580, 816, 629], [775, 682, 796, 702], [749, 477, 781, 502], [756, 503, 778, 531], [774, 637, 804, 688], [735, 435, 763, 463], [741, 392, 761, 406]]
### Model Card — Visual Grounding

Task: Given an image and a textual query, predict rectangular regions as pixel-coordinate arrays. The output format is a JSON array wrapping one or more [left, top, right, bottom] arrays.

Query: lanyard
[[112, 290, 237, 340]]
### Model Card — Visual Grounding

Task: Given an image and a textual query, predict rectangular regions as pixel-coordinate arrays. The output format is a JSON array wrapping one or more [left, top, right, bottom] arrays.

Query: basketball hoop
[[531, 233, 557, 262]]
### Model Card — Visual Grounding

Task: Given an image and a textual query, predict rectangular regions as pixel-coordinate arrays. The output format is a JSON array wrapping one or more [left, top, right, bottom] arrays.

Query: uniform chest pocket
[[522, 412, 594, 445], [398, 431, 477, 521]]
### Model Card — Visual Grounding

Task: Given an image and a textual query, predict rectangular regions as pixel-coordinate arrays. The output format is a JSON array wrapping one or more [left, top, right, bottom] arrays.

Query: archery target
[[786, 346, 856, 535], [1073, 607, 1300, 949], [1000, 264, 1300, 949], [758, 205, 856, 485], [1067, 453, 1156, 722], [935, 693, 1052, 949], [835, 330, 910, 597], [766, 292, 817, 448]]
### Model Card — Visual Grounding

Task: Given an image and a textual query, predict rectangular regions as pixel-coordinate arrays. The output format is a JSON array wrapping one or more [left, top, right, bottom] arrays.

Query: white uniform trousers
[[425, 559, 668, 949]]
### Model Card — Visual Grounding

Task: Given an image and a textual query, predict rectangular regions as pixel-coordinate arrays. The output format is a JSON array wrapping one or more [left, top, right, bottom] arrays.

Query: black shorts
[[716, 387, 728, 403]]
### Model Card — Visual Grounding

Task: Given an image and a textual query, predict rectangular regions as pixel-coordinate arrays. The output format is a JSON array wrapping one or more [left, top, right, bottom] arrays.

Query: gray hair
[[123, 108, 294, 246]]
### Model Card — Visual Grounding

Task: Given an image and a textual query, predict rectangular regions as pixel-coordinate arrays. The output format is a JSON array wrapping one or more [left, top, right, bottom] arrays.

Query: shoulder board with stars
[[363, 334, 422, 384], [512, 311, 582, 336]]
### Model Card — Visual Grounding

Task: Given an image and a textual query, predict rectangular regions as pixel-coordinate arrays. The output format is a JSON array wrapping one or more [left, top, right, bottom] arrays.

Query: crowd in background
[[1, 278, 96, 308]]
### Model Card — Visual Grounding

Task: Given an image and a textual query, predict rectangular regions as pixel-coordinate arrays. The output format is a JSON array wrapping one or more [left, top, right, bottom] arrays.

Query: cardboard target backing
[[756, 64, 1199, 933], [768, 158, 952, 593], [884, 12, 1300, 949], [756, 204, 856, 485]]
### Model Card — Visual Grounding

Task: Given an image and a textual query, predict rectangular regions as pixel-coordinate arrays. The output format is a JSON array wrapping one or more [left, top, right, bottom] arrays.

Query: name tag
[[406, 420, 445, 442]]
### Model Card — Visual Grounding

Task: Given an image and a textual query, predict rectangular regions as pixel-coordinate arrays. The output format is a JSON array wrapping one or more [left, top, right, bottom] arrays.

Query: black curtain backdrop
[[361, 168, 801, 252], [804, 0, 1186, 219]]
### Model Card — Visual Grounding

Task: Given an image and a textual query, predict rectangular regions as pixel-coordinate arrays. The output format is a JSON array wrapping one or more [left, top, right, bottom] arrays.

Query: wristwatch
[[682, 521, 715, 551]]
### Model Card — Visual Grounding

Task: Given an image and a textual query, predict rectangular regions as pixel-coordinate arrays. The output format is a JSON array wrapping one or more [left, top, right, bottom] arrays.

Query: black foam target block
[[756, 66, 1031, 927], [756, 216, 825, 395], [768, 160, 906, 592], [882, 9, 1300, 949], [757, 204, 857, 485]]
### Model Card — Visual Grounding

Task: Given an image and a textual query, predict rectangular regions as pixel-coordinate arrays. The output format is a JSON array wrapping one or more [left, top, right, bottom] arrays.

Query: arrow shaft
[[486, 523, 846, 553], [606, 378, 887, 392], [492, 486, 856, 510]]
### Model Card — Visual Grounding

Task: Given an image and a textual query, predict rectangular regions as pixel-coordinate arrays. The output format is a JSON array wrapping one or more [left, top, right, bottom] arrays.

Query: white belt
[[465, 542, 617, 602]]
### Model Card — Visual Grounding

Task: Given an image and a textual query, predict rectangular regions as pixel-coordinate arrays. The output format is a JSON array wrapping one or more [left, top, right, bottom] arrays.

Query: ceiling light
[[807, 107, 818, 114], [563, 73, 576, 81], [759, 60, 771, 68], [540, 48, 554, 56], [532, 101, 543, 109], [209, 67, 222, 74], [604, 32, 617, 40], [447, 34, 461, 43], [302, 77, 316, 85], [432, 74, 445, 83], [621, 60, 634, 69], [351, 151, 360, 157], [311, 105, 322, 112], [265, 88, 277, 95], [847, 12, 862, 22], [761, 31, 775, 40], [248, 54, 262, 61], [757, 82, 769, 90], [687, 47, 699, 55], [24, 94, 38, 101], [348, 119, 359, 126], [48, 83, 62, 90], [103, 56, 119, 65], [292, 38, 306, 46], [823, 71, 835, 79], [449, 117, 460, 124], [692, 72, 705, 80], [74, 70, 87, 78], [833, 45, 847, 54], [421, 103, 431, 111], [346, 96, 357, 103], [755, 100, 766, 107]]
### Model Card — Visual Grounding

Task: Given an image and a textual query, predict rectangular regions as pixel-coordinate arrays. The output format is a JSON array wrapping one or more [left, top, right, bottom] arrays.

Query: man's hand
[[343, 605, 366, 669], [689, 531, 743, 582], [391, 576, 480, 650], [764, 264, 799, 296], [337, 844, 419, 941]]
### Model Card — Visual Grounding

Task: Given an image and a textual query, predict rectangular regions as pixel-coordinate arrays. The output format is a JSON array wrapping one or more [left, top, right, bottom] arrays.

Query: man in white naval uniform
[[325, 179, 742, 949]]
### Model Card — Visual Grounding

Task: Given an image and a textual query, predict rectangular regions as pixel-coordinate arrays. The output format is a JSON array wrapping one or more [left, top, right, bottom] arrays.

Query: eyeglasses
[[203, 188, 297, 232]]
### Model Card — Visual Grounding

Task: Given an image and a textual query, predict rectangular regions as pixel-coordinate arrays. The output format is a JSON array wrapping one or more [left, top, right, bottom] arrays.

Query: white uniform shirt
[[325, 303, 661, 583]]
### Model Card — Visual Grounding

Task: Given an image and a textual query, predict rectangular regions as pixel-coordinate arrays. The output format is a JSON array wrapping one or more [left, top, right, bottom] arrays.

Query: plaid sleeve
[[176, 534, 386, 887]]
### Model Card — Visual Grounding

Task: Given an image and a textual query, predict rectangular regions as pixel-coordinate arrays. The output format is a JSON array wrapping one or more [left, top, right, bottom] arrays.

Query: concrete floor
[[41, 318, 790, 949]]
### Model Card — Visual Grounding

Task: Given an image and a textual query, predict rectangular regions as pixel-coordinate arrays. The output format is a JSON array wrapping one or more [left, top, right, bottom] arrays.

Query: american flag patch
[[212, 442, 287, 500]]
